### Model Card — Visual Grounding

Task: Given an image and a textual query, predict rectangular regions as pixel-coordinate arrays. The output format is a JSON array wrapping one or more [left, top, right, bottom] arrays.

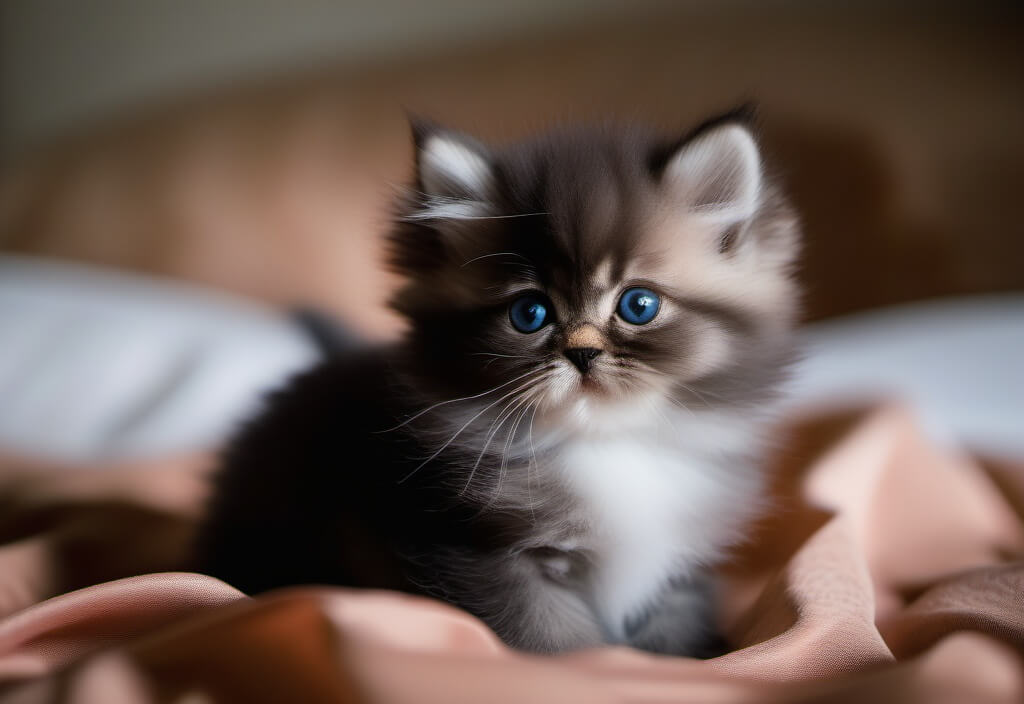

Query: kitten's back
[[195, 349, 422, 594]]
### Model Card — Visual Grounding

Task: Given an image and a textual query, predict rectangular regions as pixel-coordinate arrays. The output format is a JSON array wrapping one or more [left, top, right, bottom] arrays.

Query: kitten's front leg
[[429, 547, 604, 653], [623, 572, 726, 657]]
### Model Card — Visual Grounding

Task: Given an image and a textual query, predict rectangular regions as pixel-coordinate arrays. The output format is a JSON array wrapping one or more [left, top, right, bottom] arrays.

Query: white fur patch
[[549, 406, 762, 639], [420, 135, 492, 197], [401, 196, 487, 222]]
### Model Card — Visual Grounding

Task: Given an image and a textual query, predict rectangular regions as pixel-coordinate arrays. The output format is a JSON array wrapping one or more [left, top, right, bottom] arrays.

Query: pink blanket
[[1, 404, 1022, 702]]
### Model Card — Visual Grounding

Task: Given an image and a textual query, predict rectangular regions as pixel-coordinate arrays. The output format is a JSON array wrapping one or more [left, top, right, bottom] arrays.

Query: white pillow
[[787, 295, 1024, 458], [0, 256, 320, 462]]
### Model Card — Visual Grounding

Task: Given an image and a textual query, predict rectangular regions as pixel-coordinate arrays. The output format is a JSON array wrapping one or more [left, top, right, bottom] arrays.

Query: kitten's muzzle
[[564, 347, 602, 373]]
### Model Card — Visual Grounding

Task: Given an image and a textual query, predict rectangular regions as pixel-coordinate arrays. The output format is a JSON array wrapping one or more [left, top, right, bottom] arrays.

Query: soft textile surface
[[0, 405, 1022, 702], [0, 255, 320, 462]]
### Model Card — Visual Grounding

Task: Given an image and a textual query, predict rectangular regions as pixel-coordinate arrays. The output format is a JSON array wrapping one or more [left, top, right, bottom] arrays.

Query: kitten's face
[[389, 116, 800, 433]]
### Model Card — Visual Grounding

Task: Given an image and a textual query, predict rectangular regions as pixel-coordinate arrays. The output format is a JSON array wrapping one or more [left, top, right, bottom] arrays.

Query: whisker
[[447, 212, 548, 221], [470, 352, 532, 371], [378, 368, 542, 433], [525, 401, 540, 523], [401, 208, 547, 224], [397, 377, 542, 483], [618, 359, 724, 408], [630, 380, 677, 432], [460, 252, 531, 268], [675, 381, 718, 407], [492, 396, 534, 505], [466, 394, 528, 475], [397, 188, 547, 222], [460, 386, 539, 497], [629, 373, 697, 418]]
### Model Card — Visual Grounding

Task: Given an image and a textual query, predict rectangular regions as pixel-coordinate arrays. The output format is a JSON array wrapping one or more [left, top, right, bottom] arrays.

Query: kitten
[[195, 109, 801, 656]]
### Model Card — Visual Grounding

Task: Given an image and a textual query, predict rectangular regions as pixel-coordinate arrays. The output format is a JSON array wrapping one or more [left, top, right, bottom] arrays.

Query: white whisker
[[461, 252, 531, 268], [490, 396, 535, 506], [460, 386, 538, 497], [676, 381, 718, 407], [379, 368, 541, 433], [525, 401, 540, 523], [398, 377, 542, 483], [470, 352, 529, 358]]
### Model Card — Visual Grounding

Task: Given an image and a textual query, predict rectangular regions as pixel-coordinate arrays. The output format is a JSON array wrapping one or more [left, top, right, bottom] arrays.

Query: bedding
[[0, 255, 320, 461], [0, 404, 1021, 702]]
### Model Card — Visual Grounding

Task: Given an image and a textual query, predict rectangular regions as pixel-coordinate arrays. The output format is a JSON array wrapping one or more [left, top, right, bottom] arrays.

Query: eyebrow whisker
[[450, 212, 547, 221], [461, 251, 532, 268]]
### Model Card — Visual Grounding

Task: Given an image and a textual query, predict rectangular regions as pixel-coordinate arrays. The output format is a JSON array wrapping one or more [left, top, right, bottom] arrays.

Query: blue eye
[[509, 295, 550, 333], [617, 287, 661, 325]]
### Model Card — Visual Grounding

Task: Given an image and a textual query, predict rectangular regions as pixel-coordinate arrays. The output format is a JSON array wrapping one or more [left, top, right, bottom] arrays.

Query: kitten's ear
[[411, 119, 494, 202], [660, 120, 762, 227]]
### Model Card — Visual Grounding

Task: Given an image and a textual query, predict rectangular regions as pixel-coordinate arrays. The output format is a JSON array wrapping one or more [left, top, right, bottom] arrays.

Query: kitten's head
[[388, 112, 800, 433]]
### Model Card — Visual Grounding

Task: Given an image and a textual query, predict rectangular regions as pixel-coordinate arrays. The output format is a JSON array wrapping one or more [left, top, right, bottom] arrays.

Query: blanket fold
[[0, 404, 1021, 703]]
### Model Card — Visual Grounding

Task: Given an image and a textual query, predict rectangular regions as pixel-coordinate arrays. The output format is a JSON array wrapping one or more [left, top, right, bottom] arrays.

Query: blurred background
[[0, 0, 1021, 460]]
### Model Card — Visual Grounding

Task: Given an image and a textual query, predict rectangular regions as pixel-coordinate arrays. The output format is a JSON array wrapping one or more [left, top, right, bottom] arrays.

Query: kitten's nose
[[564, 347, 602, 373]]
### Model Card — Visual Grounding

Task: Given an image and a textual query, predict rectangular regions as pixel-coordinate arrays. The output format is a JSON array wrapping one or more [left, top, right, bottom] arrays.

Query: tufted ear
[[662, 121, 762, 228], [410, 120, 494, 221]]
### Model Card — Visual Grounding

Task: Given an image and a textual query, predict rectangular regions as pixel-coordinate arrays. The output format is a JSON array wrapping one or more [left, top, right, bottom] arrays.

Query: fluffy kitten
[[196, 110, 801, 656]]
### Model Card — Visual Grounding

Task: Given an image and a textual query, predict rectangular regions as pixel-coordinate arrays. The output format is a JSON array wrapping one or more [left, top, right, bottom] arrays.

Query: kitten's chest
[[550, 429, 755, 638]]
